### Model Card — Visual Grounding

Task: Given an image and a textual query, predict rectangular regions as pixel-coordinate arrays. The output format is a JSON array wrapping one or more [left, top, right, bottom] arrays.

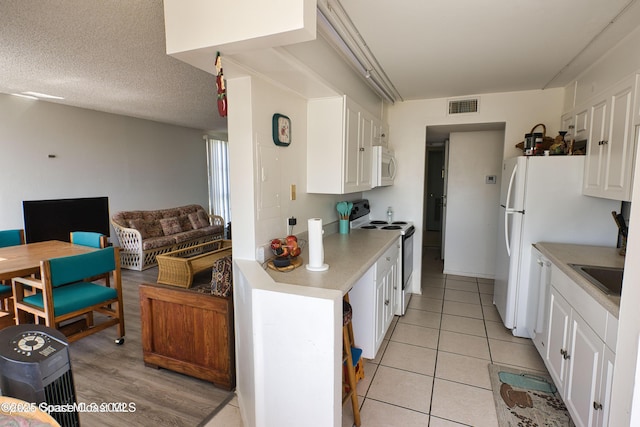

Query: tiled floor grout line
[[425, 283, 446, 425]]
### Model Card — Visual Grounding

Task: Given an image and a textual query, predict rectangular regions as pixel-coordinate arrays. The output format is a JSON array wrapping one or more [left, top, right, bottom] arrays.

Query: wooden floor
[[69, 267, 232, 427]]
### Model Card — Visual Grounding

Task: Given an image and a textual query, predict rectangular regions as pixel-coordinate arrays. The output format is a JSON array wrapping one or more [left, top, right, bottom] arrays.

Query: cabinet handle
[[386, 257, 391, 261], [560, 349, 571, 360], [602, 140, 608, 145], [593, 401, 603, 411], [384, 300, 390, 306], [537, 259, 544, 266], [359, 147, 365, 152]]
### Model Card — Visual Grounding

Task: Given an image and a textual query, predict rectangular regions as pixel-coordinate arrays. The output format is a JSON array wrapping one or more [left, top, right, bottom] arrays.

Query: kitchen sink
[[569, 264, 624, 296]]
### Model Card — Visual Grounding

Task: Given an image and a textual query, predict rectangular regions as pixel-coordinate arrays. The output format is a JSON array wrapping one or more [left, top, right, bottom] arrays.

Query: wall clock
[[272, 113, 291, 146]]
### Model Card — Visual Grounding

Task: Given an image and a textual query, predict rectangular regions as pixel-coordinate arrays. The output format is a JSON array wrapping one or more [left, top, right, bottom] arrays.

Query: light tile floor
[[204, 247, 549, 426]]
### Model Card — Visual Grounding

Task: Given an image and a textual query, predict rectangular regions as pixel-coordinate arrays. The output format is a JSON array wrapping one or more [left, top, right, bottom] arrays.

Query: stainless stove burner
[[381, 225, 402, 230]]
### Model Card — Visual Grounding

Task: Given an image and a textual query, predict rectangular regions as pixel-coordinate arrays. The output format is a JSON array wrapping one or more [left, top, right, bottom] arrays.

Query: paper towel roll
[[306, 218, 329, 271]]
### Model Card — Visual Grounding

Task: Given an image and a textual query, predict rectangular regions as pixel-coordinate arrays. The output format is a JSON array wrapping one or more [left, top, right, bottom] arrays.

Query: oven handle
[[403, 225, 415, 239]]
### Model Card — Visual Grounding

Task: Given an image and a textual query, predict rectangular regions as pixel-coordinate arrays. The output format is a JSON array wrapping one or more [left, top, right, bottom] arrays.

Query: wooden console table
[[156, 239, 231, 288], [139, 283, 235, 390]]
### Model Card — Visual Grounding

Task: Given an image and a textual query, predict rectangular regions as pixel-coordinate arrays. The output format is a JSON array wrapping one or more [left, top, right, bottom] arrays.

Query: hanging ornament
[[215, 51, 227, 117]]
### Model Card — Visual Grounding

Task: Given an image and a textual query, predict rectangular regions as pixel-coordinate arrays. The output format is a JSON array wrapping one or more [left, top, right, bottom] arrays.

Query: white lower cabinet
[[349, 239, 399, 359], [542, 266, 616, 427], [528, 247, 552, 355]]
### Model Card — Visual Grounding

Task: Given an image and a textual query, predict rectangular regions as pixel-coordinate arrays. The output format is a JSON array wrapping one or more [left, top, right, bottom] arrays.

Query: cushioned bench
[[111, 204, 224, 270]]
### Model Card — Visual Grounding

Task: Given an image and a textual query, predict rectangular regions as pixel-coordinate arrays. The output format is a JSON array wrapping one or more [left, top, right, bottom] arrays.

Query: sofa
[[111, 204, 224, 270]]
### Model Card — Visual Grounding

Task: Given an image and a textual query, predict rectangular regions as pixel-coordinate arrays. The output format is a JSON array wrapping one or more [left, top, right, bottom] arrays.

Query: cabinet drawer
[[551, 265, 607, 341], [376, 243, 398, 279]]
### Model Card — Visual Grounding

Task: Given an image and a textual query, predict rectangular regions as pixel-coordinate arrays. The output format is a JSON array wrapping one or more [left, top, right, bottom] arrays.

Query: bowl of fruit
[[270, 235, 302, 268]]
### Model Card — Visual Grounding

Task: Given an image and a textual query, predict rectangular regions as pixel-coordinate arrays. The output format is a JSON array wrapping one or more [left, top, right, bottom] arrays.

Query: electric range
[[348, 200, 414, 316]]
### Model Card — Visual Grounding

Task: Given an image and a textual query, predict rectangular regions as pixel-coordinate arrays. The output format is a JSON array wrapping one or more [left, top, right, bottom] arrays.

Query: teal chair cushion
[[23, 282, 117, 316], [0, 229, 22, 248], [48, 247, 116, 287], [0, 284, 11, 295], [70, 231, 104, 248]]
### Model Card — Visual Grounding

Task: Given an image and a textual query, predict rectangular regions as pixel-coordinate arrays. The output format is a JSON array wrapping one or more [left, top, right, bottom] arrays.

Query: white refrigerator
[[493, 155, 619, 337]]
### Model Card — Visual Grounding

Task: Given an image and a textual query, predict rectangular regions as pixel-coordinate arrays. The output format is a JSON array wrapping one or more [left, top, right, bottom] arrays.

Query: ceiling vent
[[448, 98, 479, 115]]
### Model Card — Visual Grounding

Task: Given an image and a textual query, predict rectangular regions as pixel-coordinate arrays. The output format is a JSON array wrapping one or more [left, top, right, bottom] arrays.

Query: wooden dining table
[[0, 240, 98, 281]]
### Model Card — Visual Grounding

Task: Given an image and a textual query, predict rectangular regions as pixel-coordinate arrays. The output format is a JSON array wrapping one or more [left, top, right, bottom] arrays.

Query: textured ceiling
[[0, 0, 224, 132], [1, 0, 640, 134]]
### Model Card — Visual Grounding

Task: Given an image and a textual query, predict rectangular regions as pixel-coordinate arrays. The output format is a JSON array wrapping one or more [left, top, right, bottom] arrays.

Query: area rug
[[489, 364, 575, 427]]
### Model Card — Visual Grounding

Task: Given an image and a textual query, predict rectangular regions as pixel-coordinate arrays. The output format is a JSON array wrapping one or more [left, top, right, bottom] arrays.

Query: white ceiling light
[[317, 0, 401, 103], [22, 91, 65, 100], [10, 93, 39, 100]]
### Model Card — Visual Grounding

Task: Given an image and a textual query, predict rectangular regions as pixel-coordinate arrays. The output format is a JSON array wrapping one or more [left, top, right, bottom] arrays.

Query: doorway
[[424, 147, 445, 248], [423, 123, 506, 263]]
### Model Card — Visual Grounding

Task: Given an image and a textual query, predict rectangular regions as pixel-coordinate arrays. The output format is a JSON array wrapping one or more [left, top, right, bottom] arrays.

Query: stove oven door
[[400, 226, 415, 315]]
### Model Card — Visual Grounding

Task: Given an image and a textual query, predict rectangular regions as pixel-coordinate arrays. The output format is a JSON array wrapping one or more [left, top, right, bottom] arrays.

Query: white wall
[[227, 72, 358, 427], [443, 130, 504, 278], [0, 94, 209, 238], [366, 88, 564, 294]]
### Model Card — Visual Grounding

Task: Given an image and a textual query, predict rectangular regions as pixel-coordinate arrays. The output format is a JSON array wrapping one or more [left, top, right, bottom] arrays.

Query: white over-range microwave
[[372, 146, 396, 187]]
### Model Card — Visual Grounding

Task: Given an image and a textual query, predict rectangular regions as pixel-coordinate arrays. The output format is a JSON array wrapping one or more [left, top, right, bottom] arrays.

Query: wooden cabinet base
[[139, 283, 235, 390]]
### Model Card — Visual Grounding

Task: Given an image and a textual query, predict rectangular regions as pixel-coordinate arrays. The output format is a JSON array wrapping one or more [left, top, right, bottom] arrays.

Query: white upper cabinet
[[583, 75, 637, 201], [307, 96, 374, 194]]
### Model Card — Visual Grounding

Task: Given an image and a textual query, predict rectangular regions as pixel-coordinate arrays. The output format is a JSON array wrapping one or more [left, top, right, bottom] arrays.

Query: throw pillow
[[211, 255, 233, 297], [159, 217, 182, 235], [197, 210, 211, 227], [128, 218, 150, 239], [188, 212, 208, 229]]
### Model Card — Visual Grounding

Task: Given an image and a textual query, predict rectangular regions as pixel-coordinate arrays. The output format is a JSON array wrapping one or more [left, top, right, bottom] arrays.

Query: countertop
[[534, 242, 624, 318], [264, 228, 401, 295]]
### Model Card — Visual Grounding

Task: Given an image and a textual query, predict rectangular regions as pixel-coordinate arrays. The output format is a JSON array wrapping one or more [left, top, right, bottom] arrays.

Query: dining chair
[[0, 229, 25, 248], [12, 246, 125, 344], [69, 231, 108, 249], [0, 229, 24, 314], [70, 231, 110, 286]]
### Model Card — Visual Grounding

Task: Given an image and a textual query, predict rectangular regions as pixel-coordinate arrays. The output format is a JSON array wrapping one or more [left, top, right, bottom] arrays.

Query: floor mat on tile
[[489, 364, 575, 427]]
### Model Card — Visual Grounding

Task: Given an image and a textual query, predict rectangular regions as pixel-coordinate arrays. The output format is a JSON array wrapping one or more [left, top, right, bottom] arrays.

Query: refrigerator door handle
[[503, 163, 518, 257], [505, 208, 512, 257]]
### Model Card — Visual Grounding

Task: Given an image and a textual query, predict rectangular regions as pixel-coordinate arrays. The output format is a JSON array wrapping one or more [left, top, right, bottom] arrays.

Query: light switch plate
[[486, 175, 497, 184]]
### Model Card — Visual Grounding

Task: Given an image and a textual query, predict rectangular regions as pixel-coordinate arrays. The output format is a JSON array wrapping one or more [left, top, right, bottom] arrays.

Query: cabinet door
[[574, 107, 590, 141], [562, 112, 574, 136], [374, 273, 386, 347], [359, 112, 373, 190], [603, 79, 634, 200], [546, 288, 571, 395], [584, 99, 608, 195], [383, 258, 395, 330], [529, 249, 551, 354], [343, 100, 361, 193], [565, 311, 603, 427], [595, 347, 615, 427]]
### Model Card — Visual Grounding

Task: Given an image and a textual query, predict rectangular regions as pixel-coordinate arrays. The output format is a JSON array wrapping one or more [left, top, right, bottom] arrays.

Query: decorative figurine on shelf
[[215, 51, 227, 117]]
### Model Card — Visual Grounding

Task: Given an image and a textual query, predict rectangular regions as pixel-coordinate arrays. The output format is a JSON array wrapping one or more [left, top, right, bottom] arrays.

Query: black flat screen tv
[[23, 197, 110, 243]]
